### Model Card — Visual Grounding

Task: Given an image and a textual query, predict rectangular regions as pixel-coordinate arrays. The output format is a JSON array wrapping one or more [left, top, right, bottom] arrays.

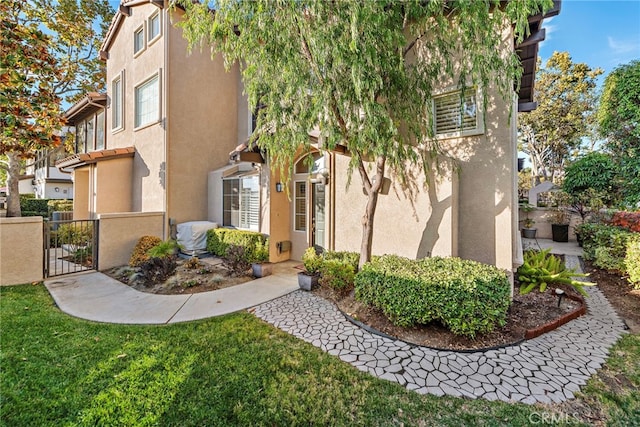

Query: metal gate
[[44, 219, 98, 278]]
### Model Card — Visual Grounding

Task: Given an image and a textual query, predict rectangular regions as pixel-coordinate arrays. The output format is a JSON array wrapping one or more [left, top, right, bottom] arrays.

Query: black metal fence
[[44, 219, 98, 277]]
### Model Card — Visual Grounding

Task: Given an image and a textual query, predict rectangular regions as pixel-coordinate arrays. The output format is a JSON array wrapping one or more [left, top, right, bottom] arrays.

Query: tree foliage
[[177, 0, 552, 266], [518, 52, 602, 184], [598, 60, 640, 207], [0, 0, 113, 216], [562, 152, 615, 219], [0, 0, 65, 216]]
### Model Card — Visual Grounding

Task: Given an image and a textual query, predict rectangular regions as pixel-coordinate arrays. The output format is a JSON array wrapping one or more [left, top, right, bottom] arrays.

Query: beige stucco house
[[59, 0, 558, 278]]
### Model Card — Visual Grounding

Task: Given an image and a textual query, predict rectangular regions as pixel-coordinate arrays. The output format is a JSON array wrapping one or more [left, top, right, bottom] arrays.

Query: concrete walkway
[[45, 261, 300, 324]]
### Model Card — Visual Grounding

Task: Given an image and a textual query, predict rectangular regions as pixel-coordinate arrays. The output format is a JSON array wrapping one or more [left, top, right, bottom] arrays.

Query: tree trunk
[[357, 155, 385, 269], [6, 152, 22, 217]]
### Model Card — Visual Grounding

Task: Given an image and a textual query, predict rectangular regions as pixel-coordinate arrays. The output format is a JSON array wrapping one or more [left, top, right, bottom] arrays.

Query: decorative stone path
[[252, 255, 627, 404]]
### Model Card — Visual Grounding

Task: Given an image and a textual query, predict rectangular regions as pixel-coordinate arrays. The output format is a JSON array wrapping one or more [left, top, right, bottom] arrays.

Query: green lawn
[[1, 284, 637, 426]]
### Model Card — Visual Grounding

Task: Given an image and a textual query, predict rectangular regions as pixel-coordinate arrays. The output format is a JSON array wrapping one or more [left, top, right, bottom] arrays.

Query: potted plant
[[298, 247, 322, 291], [520, 203, 537, 239], [549, 208, 570, 242], [251, 240, 272, 278], [549, 191, 571, 242]]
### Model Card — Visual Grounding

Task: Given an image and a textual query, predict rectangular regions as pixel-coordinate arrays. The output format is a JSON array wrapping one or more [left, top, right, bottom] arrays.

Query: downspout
[[329, 152, 336, 251], [162, 3, 169, 238]]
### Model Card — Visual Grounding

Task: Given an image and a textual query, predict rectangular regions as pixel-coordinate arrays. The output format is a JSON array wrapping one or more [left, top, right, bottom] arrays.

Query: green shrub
[[20, 198, 49, 216], [57, 223, 92, 249], [323, 250, 360, 272], [319, 259, 355, 291], [355, 255, 511, 338], [625, 235, 640, 289], [129, 236, 163, 267], [206, 228, 269, 263], [47, 199, 73, 214], [302, 247, 323, 275], [579, 223, 631, 261], [517, 249, 593, 296]]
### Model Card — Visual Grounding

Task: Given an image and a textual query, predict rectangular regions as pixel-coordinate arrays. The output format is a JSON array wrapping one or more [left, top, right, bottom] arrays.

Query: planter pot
[[521, 228, 537, 239], [252, 262, 273, 278], [551, 224, 569, 242], [298, 272, 319, 291]]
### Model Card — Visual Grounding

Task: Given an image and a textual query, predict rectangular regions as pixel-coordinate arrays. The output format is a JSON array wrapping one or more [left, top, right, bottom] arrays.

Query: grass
[[1, 284, 638, 426]]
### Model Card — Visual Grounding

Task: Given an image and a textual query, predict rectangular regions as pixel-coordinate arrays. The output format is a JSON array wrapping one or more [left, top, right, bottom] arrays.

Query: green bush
[[20, 198, 49, 216], [625, 235, 640, 289], [47, 199, 73, 214], [206, 228, 269, 263], [57, 223, 92, 248], [129, 236, 163, 267], [355, 255, 511, 338], [323, 250, 360, 272], [517, 249, 593, 296], [579, 223, 630, 261], [319, 259, 355, 291]]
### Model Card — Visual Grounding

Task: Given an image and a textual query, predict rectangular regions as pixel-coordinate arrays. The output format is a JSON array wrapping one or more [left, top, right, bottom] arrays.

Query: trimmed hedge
[[206, 228, 268, 264], [319, 259, 355, 291], [355, 255, 511, 338], [47, 199, 73, 213], [20, 198, 49, 216], [323, 250, 360, 272]]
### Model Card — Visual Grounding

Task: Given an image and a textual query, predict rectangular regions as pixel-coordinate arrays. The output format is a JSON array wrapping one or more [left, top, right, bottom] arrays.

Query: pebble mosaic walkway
[[252, 255, 627, 404]]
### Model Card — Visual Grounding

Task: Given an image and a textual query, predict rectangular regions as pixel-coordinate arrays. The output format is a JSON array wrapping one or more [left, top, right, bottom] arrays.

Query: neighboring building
[[16, 145, 73, 200], [59, 0, 247, 235], [58, 0, 559, 277]]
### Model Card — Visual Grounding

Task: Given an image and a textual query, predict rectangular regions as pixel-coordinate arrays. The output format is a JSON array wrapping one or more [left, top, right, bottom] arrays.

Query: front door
[[312, 182, 325, 252]]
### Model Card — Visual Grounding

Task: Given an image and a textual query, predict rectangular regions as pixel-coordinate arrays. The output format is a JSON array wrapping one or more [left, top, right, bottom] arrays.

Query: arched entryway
[[290, 151, 330, 260]]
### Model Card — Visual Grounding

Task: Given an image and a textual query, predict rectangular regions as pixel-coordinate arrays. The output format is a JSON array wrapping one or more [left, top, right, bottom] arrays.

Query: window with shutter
[[433, 88, 481, 137], [223, 174, 260, 231]]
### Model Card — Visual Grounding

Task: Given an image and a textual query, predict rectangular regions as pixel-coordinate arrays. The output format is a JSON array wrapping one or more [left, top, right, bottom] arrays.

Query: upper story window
[[135, 73, 160, 129], [433, 87, 483, 138], [75, 110, 106, 153], [134, 25, 145, 55], [148, 12, 161, 43], [112, 72, 123, 131]]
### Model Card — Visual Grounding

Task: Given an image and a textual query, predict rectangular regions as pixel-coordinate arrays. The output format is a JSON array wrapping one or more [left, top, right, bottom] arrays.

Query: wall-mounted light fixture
[[54, 187, 60, 192], [275, 182, 283, 193]]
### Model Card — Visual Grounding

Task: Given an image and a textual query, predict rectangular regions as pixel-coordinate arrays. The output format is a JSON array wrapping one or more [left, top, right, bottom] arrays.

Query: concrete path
[[252, 255, 628, 404], [45, 261, 300, 324]]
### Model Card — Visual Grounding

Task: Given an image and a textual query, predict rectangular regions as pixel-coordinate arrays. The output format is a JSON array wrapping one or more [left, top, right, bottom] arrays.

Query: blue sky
[[538, 0, 640, 85]]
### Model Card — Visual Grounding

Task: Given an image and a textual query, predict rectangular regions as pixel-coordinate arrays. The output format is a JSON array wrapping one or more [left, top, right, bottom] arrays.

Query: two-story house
[[59, 0, 558, 279]]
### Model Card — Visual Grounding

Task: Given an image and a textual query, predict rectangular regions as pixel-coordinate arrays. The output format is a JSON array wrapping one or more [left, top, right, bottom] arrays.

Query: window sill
[[133, 119, 161, 132]]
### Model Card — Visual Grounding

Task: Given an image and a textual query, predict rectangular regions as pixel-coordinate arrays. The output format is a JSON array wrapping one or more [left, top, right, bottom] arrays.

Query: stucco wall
[[333, 155, 458, 260], [105, 3, 167, 214], [95, 158, 133, 214], [166, 8, 240, 225], [0, 217, 43, 286], [73, 168, 91, 220], [97, 212, 165, 270]]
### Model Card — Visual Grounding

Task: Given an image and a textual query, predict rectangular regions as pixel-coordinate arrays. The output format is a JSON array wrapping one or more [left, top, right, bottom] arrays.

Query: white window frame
[[95, 110, 105, 150], [134, 24, 146, 56], [294, 181, 306, 232], [222, 174, 260, 231], [432, 87, 484, 139], [111, 71, 124, 132], [148, 11, 161, 45], [134, 72, 161, 130]]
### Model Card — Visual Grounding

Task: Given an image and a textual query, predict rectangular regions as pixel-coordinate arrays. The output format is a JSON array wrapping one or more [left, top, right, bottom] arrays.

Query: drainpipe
[[162, 4, 169, 239]]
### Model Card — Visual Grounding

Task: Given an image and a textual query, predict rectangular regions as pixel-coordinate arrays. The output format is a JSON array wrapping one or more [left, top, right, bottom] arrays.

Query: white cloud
[[608, 36, 640, 54], [539, 17, 556, 50]]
